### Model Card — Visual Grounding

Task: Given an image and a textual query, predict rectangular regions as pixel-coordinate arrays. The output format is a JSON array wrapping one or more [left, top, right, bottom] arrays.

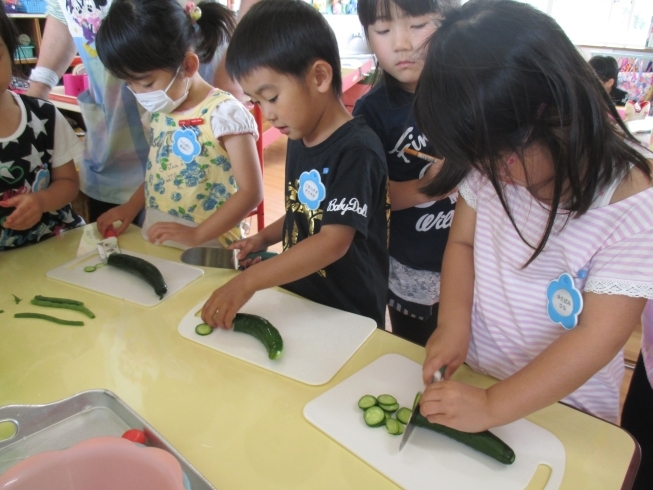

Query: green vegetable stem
[[31, 296, 95, 318], [14, 313, 84, 326]]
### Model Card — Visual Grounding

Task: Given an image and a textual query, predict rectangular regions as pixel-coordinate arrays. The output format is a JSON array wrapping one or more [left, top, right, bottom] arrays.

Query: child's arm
[[389, 160, 451, 210], [0, 161, 79, 230], [422, 197, 476, 382], [146, 133, 262, 247], [96, 183, 145, 236], [201, 224, 356, 328], [25, 15, 77, 100], [420, 293, 645, 433]]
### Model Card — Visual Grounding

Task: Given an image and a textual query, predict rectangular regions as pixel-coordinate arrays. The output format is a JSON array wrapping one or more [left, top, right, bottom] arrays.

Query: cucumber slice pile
[[358, 394, 409, 436], [357, 392, 516, 464]]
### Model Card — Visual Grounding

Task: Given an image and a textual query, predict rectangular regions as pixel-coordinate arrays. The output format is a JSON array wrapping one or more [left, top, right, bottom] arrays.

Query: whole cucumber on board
[[106, 253, 167, 299], [233, 313, 283, 360], [412, 391, 515, 465]]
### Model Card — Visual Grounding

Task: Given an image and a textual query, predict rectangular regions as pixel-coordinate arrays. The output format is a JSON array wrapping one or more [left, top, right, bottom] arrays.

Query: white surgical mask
[[130, 68, 190, 114]]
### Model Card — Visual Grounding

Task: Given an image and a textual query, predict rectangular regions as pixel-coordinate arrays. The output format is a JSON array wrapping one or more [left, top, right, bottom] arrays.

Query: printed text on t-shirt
[[390, 127, 428, 163], [415, 210, 454, 232], [327, 198, 368, 217]]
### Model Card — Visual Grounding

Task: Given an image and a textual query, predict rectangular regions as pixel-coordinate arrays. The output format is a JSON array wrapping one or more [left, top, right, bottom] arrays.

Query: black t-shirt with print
[[281, 116, 390, 328], [353, 82, 455, 273]]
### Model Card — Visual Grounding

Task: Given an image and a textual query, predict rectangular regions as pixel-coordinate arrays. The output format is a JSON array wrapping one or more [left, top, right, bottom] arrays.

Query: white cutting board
[[178, 289, 377, 385], [304, 354, 566, 490], [46, 250, 204, 307]]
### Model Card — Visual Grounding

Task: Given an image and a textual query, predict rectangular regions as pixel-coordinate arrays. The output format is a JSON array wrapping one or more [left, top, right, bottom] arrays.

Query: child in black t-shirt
[[353, 0, 459, 345], [588, 56, 629, 106], [200, 0, 390, 329]]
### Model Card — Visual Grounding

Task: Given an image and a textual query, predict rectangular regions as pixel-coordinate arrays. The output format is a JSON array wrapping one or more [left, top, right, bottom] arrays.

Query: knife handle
[[245, 251, 278, 261], [432, 366, 447, 383], [104, 225, 117, 239]]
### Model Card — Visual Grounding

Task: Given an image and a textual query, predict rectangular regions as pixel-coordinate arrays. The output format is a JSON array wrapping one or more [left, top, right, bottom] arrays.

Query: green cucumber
[[106, 253, 167, 299], [385, 418, 401, 435], [233, 313, 283, 360], [195, 323, 213, 336], [84, 266, 96, 273], [377, 394, 396, 406], [396, 407, 412, 424], [358, 395, 377, 410], [363, 406, 385, 427], [411, 392, 515, 465], [379, 402, 399, 413]]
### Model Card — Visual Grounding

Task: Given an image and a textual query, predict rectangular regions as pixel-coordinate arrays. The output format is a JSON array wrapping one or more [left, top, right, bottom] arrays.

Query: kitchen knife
[[97, 225, 120, 264], [180, 247, 277, 269], [398, 366, 447, 452]]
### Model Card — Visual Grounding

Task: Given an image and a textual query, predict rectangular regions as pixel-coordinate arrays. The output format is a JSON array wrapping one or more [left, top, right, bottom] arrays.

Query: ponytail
[[194, 2, 236, 64], [97, 0, 235, 80]]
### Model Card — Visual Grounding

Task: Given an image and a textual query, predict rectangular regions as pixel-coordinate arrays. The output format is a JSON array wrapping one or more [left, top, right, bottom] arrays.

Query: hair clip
[[185, 2, 202, 22]]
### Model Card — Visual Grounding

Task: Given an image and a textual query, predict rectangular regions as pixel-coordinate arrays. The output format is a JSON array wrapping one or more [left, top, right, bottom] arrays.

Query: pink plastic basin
[[0, 436, 186, 490]]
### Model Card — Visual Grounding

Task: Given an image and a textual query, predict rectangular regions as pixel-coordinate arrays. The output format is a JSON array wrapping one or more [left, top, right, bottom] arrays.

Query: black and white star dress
[[0, 92, 84, 250]]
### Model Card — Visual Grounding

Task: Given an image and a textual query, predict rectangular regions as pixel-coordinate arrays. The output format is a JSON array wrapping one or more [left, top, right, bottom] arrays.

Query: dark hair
[[358, 0, 459, 88], [415, 0, 651, 265], [96, 0, 235, 80], [0, 6, 19, 76], [588, 55, 619, 83], [226, 0, 342, 97]]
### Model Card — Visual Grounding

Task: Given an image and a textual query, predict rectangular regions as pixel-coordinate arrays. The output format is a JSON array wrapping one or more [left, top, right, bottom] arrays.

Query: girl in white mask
[[95, 0, 263, 250]]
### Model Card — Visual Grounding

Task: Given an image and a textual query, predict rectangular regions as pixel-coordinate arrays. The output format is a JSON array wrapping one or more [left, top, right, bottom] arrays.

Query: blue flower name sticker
[[172, 128, 201, 163], [298, 169, 326, 211], [547, 272, 584, 330]]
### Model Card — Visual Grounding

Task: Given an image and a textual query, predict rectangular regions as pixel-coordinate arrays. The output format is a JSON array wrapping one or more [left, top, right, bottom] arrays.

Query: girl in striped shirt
[[413, 0, 653, 439]]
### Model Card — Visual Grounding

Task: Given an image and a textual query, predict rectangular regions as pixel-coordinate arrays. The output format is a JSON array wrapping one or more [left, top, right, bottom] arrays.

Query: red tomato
[[122, 428, 147, 444]]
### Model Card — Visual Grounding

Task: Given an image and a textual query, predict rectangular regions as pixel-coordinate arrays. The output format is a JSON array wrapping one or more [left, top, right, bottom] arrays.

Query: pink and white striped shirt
[[459, 169, 653, 423], [642, 301, 653, 389]]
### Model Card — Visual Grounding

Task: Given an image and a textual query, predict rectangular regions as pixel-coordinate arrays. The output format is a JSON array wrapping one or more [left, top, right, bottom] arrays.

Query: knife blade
[[179, 247, 277, 269], [399, 366, 446, 452]]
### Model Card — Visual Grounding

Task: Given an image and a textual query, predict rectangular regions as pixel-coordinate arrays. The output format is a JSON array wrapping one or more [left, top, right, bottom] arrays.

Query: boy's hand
[[0, 194, 43, 230], [147, 222, 198, 246], [96, 204, 139, 236], [201, 274, 254, 329], [227, 234, 268, 268]]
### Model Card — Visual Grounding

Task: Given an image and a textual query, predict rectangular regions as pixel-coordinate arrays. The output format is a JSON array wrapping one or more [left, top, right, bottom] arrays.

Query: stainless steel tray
[[0, 390, 215, 490]]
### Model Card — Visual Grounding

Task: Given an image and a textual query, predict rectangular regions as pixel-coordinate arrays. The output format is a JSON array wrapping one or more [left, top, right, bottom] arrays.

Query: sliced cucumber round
[[379, 402, 399, 413], [195, 323, 213, 336], [358, 395, 377, 410], [397, 423, 405, 435], [385, 418, 401, 435], [396, 407, 412, 425], [84, 266, 96, 273], [377, 394, 397, 406], [363, 406, 386, 427]]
